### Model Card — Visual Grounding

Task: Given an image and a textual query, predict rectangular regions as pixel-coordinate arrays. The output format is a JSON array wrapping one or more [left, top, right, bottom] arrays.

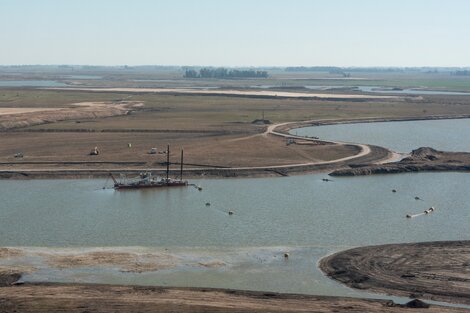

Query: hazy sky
[[1, 0, 469, 66]]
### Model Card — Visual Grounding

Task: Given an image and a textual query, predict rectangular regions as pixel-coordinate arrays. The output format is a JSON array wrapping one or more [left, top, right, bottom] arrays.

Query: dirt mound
[[407, 147, 442, 161], [330, 147, 470, 176], [0, 272, 21, 286], [320, 240, 470, 305], [0, 101, 142, 130], [405, 299, 430, 308]]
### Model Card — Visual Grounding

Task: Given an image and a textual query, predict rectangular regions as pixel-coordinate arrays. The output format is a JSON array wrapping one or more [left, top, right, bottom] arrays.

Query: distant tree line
[[184, 67, 268, 79], [452, 70, 470, 76]]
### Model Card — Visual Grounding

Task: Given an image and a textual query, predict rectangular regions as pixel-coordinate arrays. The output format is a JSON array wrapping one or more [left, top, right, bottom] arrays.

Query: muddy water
[[1, 171, 469, 299]]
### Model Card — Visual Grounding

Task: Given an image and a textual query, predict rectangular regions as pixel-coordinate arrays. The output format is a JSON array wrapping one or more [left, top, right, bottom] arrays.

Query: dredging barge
[[109, 145, 188, 190]]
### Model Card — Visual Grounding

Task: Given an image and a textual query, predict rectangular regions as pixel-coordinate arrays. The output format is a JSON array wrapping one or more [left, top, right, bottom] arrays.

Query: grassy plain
[[0, 68, 470, 174]]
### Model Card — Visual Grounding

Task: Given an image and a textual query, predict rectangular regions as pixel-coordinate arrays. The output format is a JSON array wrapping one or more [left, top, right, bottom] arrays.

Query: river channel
[[295, 118, 470, 153], [0, 119, 469, 303]]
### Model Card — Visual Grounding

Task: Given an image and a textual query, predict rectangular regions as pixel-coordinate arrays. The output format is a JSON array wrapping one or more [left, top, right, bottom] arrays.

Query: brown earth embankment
[[320, 241, 470, 305], [330, 147, 470, 176], [0, 282, 467, 313], [0, 144, 389, 179]]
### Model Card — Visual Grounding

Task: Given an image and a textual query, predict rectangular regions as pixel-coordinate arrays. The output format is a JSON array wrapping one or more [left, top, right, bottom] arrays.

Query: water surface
[[356, 86, 470, 95], [1, 118, 469, 302], [1, 172, 469, 297], [252, 85, 470, 95], [0, 80, 67, 87], [64, 75, 102, 80], [295, 118, 470, 153]]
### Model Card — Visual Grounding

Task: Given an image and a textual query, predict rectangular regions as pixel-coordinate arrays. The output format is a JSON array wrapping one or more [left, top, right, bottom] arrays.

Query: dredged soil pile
[[320, 241, 470, 305]]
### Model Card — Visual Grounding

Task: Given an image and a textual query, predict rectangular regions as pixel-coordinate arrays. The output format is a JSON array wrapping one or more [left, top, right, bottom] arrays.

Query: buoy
[[392, 189, 397, 193], [228, 210, 234, 215], [284, 253, 289, 258]]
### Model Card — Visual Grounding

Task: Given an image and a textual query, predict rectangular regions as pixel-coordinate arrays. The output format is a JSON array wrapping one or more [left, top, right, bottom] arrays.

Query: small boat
[[110, 145, 188, 190]]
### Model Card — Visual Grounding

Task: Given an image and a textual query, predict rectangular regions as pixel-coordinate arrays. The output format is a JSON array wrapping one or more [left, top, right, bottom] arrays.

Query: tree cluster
[[184, 68, 268, 79]]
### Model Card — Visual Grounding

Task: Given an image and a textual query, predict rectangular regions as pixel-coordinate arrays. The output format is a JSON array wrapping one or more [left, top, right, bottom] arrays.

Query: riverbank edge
[[2, 114, 469, 180], [318, 240, 470, 306], [0, 144, 389, 180], [273, 114, 470, 134], [0, 277, 464, 312]]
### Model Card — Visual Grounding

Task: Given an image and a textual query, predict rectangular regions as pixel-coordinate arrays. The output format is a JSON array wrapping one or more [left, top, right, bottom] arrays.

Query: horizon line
[[1, 64, 470, 69]]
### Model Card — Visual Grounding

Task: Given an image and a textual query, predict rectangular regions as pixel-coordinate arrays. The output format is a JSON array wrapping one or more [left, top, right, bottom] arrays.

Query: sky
[[1, 0, 469, 67]]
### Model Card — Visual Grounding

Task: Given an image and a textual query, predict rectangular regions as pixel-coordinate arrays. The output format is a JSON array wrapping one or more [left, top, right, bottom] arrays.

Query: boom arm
[[109, 173, 118, 185]]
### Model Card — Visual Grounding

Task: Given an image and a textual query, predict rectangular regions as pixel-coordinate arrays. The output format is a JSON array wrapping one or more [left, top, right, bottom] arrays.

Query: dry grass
[[0, 89, 469, 172], [0, 132, 357, 168]]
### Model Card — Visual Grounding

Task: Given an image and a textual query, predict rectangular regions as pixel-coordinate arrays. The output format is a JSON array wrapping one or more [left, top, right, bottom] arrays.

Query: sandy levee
[[46, 87, 400, 100], [319, 240, 470, 305], [0, 101, 142, 130]]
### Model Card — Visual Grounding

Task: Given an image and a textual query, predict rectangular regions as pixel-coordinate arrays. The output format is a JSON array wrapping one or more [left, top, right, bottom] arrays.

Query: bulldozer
[[89, 146, 99, 155]]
